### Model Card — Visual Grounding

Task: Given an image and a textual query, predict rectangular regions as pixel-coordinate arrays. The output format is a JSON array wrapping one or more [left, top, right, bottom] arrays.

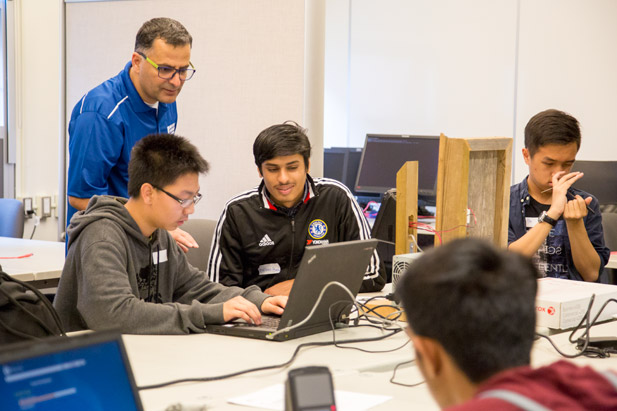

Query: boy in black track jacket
[[207, 122, 386, 295]]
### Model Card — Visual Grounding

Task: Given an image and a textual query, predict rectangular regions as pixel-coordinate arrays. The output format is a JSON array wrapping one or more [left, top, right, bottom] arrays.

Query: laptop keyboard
[[234, 315, 280, 329], [261, 315, 281, 328]]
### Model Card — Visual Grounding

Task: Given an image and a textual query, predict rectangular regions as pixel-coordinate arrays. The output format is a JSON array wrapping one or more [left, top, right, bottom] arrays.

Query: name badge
[[152, 249, 168, 264], [258, 263, 281, 276], [525, 217, 539, 229]]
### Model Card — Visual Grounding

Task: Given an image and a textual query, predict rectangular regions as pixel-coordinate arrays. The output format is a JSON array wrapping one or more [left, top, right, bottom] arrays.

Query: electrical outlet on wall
[[42, 196, 52, 218], [23, 197, 34, 218]]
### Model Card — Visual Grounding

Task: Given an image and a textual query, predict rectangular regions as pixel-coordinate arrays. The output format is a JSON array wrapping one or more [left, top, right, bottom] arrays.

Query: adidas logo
[[259, 234, 275, 247]]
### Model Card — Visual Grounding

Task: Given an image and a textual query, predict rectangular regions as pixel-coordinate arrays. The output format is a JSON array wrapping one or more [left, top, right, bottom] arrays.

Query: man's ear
[[522, 147, 531, 166], [141, 183, 155, 205], [306, 158, 311, 174], [131, 52, 142, 73], [257, 165, 263, 178], [411, 335, 443, 380]]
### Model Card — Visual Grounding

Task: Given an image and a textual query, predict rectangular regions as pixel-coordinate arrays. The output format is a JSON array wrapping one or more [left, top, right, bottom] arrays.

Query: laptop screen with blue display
[[0, 332, 143, 411]]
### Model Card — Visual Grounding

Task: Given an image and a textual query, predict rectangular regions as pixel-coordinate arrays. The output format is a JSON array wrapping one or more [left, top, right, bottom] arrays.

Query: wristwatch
[[538, 211, 558, 227]]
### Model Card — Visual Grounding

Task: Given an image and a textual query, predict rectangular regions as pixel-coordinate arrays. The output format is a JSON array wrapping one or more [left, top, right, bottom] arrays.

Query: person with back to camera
[[396, 237, 617, 410], [55, 133, 286, 334], [508, 109, 610, 282]]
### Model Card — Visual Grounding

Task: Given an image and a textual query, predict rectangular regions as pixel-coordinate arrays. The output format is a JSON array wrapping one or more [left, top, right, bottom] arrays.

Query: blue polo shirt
[[67, 61, 178, 225]]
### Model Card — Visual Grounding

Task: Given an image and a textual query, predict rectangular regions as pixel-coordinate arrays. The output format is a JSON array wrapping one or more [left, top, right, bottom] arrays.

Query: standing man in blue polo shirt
[[67, 17, 197, 251]]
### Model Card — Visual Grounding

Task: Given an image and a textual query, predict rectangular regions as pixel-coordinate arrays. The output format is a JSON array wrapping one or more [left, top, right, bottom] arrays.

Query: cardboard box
[[536, 278, 617, 329]]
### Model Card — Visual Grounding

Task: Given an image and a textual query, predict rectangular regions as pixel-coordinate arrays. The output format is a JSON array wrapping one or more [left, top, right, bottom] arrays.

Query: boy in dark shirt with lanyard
[[508, 109, 610, 282]]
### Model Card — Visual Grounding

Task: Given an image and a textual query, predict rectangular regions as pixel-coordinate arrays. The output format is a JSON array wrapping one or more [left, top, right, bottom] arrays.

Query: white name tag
[[258, 263, 281, 276], [525, 217, 539, 229], [152, 249, 168, 264]]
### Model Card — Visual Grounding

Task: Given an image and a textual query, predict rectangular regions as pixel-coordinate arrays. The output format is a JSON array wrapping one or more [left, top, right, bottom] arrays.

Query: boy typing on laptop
[[54, 134, 286, 334]]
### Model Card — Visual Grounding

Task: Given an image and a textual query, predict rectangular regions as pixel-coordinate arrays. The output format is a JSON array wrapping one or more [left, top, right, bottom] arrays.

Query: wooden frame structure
[[434, 134, 512, 247], [395, 161, 418, 255]]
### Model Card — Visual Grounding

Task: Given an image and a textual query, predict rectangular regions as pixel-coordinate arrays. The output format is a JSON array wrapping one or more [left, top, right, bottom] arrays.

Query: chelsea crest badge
[[308, 219, 328, 239]]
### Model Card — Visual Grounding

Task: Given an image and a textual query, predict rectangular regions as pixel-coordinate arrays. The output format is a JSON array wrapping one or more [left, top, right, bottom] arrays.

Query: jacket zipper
[[287, 217, 295, 277]]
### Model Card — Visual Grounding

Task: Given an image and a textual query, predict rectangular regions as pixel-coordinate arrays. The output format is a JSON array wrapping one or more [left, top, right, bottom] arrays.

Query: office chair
[[602, 212, 617, 284], [0, 198, 25, 238], [572, 161, 617, 212], [181, 218, 218, 272]]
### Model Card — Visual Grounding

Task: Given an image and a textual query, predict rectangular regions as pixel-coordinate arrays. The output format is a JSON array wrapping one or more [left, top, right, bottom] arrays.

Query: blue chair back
[[0, 198, 25, 238]]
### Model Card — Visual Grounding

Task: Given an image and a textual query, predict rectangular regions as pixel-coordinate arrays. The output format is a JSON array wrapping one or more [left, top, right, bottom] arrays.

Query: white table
[[122, 314, 617, 411], [0, 237, 65, 287], [125, 324, 437, 411]]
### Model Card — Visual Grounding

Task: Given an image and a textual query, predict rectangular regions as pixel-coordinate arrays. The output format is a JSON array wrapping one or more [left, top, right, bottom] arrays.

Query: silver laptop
[[206, 239, 378, 341], [0, 331, 143, 411]]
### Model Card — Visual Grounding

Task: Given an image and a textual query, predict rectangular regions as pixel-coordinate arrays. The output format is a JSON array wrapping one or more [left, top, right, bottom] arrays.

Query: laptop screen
[[0, 334, 142, 411]]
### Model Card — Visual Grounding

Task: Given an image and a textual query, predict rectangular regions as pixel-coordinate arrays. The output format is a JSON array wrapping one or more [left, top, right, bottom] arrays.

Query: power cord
[[27, 210, 40, 240], [137, 282, 407, 391], [390, 359, 425, 387], [267, 281, 360, 340], [136, 326, 402, 391], [537, 295, 617, 358]]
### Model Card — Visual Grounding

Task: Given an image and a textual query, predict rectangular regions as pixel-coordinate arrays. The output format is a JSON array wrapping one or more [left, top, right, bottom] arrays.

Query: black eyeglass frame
[[137, 51, 196, 81], [152, 185, 202, 208]]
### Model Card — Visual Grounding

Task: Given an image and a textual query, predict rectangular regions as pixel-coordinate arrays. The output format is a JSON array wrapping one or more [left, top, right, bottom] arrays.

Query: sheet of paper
[[227, 384, 391, 411]]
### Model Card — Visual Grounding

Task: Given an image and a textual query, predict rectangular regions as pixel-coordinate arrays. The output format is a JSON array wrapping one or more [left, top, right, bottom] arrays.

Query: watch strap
[[539, 211, 558, 227]]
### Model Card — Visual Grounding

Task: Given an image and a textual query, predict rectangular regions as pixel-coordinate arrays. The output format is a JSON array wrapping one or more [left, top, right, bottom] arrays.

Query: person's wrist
[[546, 208, 561, 221], [538, 210, 558, 227]]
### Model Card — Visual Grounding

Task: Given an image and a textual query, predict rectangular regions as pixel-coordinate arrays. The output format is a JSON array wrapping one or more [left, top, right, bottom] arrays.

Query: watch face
[[539, 211, 556, 226]]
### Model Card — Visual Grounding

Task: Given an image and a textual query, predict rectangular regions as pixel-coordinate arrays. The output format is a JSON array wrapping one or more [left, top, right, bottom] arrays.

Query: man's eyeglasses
[[137, 52, 196, 81], [153, 185, 202, 208]]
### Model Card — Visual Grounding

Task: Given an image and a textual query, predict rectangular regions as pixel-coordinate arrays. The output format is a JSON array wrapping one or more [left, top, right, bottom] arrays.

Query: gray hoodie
[[54, 196, 269, 334]]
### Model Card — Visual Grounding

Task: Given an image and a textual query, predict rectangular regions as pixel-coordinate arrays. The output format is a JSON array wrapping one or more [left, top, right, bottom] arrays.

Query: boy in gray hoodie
[[54, 133, 286, 334]]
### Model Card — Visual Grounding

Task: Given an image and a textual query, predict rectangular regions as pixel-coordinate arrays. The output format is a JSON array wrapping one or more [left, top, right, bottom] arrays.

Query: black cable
[[538, 295, 617, 359], [568, 297, 617, 344], [324, 298, 407, 355], [28, 211, 38, 240], [358, 303, 404, 321], [139, 285, 405, 391], [354, 298, 405, 323], [357, 295, 387, 306], [389, 359, 425, 387], [535, 294, 593, 359], [136, 328, 401, 391]]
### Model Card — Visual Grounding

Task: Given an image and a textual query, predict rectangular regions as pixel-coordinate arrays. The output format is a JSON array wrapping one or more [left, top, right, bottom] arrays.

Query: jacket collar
[[515, 176, 532, 207], [259, 174, 317, 211], [120, 61, 169, 114]]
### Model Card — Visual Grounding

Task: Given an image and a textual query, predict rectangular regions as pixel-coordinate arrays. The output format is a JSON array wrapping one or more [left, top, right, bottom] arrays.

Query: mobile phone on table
[[285, 366, 336, 411]]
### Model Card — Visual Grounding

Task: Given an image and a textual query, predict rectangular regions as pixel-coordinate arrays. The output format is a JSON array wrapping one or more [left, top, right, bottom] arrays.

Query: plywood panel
[[395, 161, 418, 255], [435, 135, 512, 247]]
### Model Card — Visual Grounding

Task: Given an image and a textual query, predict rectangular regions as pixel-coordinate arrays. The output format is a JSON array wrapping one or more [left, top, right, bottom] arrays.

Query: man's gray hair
[[134, 17, 192, 52]]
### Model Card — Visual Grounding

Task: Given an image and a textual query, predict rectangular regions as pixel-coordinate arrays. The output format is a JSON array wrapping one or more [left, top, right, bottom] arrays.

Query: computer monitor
[[355, 134, 440, 197], [0, 331, 143, 411], [323, 147, 363, 195], [572, 160, 617, 205]]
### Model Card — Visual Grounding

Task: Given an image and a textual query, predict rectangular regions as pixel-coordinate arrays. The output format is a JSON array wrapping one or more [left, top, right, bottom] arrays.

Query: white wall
[[324, 0, 617, 185], [14, 0, 617, 240], [15, 0, 62, 241], [515, 0, 617, 180], [13, 0, 314, 241], [65, 0, 307, 227]]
